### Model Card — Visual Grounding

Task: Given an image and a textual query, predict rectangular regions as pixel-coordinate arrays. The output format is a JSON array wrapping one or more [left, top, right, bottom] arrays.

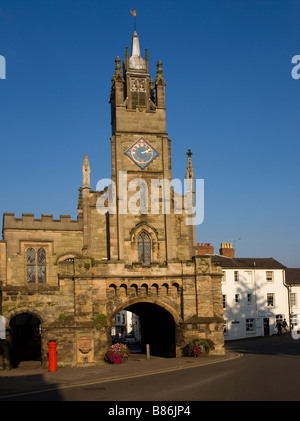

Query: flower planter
[[184, 338, 215, 358], [104, 343, 131, 365]]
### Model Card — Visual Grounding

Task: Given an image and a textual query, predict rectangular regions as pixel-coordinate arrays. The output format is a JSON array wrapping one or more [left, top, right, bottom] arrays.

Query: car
[[112, 335, 127, 345], [123, 335, 139, 346]]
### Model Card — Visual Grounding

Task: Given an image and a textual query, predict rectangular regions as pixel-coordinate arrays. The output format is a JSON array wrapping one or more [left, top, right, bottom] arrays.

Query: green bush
[[94, 313, 108, 330]]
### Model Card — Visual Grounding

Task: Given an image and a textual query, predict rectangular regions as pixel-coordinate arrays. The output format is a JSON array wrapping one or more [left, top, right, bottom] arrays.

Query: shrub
[[186, 338, 215, 357], [104, 343, 131, 365], [94, 313, 108, 330]]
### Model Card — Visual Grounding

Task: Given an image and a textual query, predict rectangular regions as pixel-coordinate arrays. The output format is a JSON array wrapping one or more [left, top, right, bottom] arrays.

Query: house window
[[234, 271, 239, 282], [235, 294, 240, 303], [247, 293, 252, 304], [266, 271, 274, 282], [244, 271, 252, 283], [290, 314, 298, 328], [290, 293, 297, 307], [246, 318, 255, 332], [27, 248, 46, 283], [267, 293, 274, 307], [223, 295, 227, 309], [138, 232, 151, 265], [223, 320, 228, 334]]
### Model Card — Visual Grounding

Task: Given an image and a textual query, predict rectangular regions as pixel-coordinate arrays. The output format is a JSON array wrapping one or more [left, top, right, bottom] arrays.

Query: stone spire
[[131, 31, 141, 57], [155, 60, 166, 86], [155, 60, 166, 107], [186, 149, 194, 179], [112, 56, 123, 82], [129, 31, 146, 70], [82, 155, 91, 188]]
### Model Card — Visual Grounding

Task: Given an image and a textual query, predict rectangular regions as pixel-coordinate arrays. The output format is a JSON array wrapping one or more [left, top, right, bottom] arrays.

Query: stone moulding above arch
[[129, 223, 160, 260], [6, 307, 45, 326], [130, 222, 159, 245], [108, 296, 182, 325]]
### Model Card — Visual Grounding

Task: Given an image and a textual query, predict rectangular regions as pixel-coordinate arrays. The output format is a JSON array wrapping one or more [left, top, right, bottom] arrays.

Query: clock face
[[125, 137, 158, 169]]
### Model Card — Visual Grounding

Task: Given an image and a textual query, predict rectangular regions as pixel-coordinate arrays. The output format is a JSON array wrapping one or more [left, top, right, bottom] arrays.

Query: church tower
[[0, 28, 224, 368], [108, 31, 195, 264]]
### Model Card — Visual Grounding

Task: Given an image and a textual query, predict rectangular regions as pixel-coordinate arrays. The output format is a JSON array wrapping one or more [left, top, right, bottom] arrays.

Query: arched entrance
[[9, 313, 41, 367], [124, 302, 176, 358]]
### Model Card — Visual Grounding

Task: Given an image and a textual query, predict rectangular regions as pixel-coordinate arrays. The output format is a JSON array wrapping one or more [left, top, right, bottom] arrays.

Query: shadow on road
[[0, 373, 63, 401], [225, 334, 300, 357]]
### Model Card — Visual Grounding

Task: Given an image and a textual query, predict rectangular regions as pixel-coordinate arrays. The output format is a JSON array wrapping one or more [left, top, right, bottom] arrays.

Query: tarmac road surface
[[0, 334, 299, 402]]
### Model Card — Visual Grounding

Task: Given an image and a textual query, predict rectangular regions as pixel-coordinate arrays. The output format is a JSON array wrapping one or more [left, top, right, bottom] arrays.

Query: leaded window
[[27, 248, 46, 283], [27, 248, 36, 283], [138, 232, 151, 265]]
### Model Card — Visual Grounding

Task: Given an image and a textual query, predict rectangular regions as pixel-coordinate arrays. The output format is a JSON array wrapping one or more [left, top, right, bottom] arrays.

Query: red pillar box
[[47, 340, 58, 371]]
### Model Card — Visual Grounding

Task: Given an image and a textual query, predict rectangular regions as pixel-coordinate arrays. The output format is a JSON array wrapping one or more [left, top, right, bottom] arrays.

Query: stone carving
[[131, 78, 146, 92], [78, 337, 93, 354]]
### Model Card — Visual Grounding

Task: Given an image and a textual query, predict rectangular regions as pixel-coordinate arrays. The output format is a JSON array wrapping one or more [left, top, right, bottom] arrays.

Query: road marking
[[0, 353, 242, 400]]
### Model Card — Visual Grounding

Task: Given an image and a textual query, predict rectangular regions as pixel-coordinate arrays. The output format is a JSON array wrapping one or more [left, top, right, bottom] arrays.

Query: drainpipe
[[253, 263, 261, 336], [283, 270, 292, 334], [253, 262, 257, 312]]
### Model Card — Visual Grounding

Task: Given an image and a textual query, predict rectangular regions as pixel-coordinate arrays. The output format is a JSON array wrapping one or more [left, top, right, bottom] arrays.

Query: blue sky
[[0, 0, 299, 267]]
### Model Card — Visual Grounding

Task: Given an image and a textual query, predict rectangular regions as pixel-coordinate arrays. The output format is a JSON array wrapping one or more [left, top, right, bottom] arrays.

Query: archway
[[9, 313, 41, 367], [124, 302, 176, 358]]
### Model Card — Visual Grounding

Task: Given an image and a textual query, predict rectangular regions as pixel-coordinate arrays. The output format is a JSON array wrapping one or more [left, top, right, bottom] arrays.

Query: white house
[[112, 310, 141, 342], [197, 243, 289, 340], [285, 268, 300, 331]]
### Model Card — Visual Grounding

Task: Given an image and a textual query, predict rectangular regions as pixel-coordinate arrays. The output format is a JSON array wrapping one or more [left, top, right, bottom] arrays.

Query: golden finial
[[130, 4, 137, 31]]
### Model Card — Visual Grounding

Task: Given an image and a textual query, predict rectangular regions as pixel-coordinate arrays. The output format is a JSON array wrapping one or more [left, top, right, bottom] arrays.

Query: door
[[264, 318, 270, 336]]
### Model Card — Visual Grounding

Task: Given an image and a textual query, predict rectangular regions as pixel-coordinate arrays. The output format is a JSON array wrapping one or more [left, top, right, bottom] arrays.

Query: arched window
[[37, 248, 46, 283], [27, 248, 36, 283], [27, 248, 46, 283], [138, 232, 151, 265]]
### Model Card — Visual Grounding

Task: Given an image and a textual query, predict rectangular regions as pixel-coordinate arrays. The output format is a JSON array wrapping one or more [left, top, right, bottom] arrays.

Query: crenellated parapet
[[3, 213, 83, 231]]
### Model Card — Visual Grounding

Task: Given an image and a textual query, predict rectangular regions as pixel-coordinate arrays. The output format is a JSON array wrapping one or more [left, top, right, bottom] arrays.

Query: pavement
[[0, 350, 241, 400]]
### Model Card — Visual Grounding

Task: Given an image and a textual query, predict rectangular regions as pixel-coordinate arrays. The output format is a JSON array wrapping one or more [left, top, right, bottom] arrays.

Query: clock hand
[[141, 149, 151, 154]]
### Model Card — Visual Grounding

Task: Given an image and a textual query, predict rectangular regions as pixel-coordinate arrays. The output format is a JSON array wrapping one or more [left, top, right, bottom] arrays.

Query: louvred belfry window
[[138, 232, 151, 265], [27, 248, 46, 283]]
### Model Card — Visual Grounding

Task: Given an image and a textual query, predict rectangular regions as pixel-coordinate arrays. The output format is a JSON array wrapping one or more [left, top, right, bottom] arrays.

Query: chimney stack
[[197, 243, 214, 255], [219, 243, 234, 258]]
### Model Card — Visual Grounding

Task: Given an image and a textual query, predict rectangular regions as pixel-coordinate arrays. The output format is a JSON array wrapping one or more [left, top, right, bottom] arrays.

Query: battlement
[[3, 213, 83, 231]]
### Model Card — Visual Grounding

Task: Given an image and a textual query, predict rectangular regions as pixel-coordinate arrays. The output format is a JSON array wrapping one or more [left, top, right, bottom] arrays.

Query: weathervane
[[130, 5, 137, 32]]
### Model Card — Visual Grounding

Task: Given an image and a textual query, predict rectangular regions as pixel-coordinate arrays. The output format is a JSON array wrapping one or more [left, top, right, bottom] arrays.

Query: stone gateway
[[0, 31, 224, 369]]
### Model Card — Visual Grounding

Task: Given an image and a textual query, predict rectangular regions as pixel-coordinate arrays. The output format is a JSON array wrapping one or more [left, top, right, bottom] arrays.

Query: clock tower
[[0, 29, 225, 368], [108, 31, 194, 263]]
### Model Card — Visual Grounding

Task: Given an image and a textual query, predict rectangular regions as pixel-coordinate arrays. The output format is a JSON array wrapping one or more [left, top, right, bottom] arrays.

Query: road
[[1, 335, 300, 402]]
